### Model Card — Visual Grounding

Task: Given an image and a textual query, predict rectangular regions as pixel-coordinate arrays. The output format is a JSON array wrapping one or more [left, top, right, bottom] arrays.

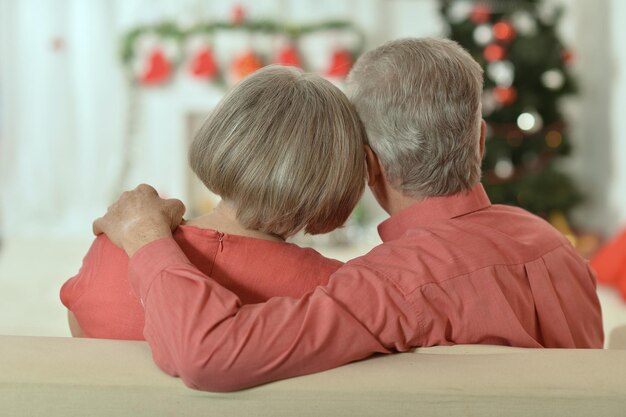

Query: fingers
[[93, 184, 183, 237], [166, 198, 186, 216], [136, 183, 158, 196], [165, 198, 186, 229]]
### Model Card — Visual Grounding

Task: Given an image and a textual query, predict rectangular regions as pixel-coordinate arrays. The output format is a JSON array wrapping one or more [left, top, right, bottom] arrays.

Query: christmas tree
[[440, 0, 582, 221]]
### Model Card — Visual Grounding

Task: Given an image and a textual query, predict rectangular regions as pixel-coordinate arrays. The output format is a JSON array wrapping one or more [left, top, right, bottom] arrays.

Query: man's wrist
[[123, 221, 173, 257]]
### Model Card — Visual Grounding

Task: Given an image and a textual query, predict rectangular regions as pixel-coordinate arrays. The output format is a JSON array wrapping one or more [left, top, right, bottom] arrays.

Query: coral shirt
[[128, 184, 604, 392], [60, 226, 342, 340]]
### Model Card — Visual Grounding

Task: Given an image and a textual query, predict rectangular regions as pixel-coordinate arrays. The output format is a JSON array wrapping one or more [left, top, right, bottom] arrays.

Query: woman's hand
[[92, 184, 185, 256]]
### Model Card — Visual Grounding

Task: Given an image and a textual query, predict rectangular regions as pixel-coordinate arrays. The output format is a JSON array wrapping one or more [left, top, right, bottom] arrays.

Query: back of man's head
[[347, 38, 484, 198]]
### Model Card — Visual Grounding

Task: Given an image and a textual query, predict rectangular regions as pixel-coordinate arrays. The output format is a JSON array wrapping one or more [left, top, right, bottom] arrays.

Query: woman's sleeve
[[59, 235, 106, 310]]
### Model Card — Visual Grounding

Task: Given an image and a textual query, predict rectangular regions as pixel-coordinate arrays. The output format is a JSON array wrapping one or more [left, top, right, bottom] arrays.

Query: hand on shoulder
[[92, 184, 186, 256]]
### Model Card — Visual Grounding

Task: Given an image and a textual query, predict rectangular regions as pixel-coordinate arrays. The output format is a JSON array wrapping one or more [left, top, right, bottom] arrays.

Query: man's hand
[[93, 184, 185, 256]]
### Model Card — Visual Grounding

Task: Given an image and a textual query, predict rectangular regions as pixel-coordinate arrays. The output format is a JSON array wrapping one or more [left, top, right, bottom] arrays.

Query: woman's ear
[[364, 145, 382, 187]]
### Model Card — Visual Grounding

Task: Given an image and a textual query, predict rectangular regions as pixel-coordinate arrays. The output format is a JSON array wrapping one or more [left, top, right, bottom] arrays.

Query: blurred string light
[[446, 1, 473, 23], [483, 43, 507, 61], [541, 69, 565, 90], [473, 24, 494, 45], [487, 60, 514, 86], [492, 21, 516, 42], [510, 10, 538, 36], [470, 3, 492, 24], [493, 86, 517, 106], [545, 130, 563, 148], [517, 111, 543, 133], [494, 158, 515, 179]]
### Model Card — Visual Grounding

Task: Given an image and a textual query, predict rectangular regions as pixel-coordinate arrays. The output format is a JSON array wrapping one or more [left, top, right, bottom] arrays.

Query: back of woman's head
[[189, 65, 367, 237]]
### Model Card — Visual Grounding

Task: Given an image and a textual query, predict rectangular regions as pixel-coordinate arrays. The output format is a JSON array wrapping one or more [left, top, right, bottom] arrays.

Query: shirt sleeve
[[60, 236, 105, 310], [128, 237, 419, 392]]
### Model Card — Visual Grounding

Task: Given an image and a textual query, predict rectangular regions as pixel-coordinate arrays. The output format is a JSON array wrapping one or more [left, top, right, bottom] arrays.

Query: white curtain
[[0, 0, 126, 238]]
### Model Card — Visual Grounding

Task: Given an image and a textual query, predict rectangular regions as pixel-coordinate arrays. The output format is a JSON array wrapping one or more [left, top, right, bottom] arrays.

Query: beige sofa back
[[1, 335, 625, 417]]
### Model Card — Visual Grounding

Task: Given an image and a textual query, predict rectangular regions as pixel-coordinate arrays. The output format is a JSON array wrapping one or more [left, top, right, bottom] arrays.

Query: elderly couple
[[61, 38, 603, 391]]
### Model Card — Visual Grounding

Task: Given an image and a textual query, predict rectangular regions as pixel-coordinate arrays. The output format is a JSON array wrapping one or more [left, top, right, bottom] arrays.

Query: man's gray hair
[[347, 38, 484, 198]]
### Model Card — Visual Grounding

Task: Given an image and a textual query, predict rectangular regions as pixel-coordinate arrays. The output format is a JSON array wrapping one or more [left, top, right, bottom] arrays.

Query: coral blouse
[[60, 225, 342, 340]]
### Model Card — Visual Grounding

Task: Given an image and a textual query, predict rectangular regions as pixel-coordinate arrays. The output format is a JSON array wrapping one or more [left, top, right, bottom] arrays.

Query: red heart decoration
[[190, 48, 218, 79], [275, 46, 301, 68], [326, 50, 352, 78], [232, 51, 263, 81], [141, 49, 171, 85]]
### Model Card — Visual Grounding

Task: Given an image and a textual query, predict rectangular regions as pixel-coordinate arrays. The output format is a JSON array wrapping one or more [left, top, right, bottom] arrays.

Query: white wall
[[558, 0, 621, 235], [610, 0, 626, 229], [558, 0, 626, 234]]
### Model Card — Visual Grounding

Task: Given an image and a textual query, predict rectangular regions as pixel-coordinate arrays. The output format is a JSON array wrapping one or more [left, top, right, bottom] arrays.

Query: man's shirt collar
[[377, 184, 492, 242]]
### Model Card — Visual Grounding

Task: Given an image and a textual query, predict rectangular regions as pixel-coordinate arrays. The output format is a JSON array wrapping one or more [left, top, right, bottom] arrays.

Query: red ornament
[[190, 47, 218, 79], [470, 3, 491, 24], [141, 49, 171, 85], [274, 45, 302, 68], [591, 230, 626, 299], [561, 49, 575, 65], [483, 44, 507, 62], [232, 51, 263, 81], [493, 21, 516, 43], [232, 4, 245, 25], [326, 50, 353, 78], [493, 86, 517, 106]]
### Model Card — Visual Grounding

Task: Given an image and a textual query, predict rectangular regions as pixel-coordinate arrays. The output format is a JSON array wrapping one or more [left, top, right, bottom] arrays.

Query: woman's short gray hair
[[347, 38, 484, 198], [190, 65, 367, 237]]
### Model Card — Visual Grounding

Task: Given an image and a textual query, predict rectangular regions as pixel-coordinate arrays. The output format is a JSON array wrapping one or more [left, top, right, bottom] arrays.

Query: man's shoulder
[[344, 205, 573, 293], [469, 203, 569, 250]]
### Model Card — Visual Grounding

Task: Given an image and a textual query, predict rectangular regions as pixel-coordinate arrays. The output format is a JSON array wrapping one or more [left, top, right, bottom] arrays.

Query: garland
[[120, 20, 364, 86]]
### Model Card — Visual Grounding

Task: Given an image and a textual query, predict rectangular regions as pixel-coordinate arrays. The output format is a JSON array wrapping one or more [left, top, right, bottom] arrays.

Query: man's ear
[[479, 119, 487, 160], [364, 145, 382, 187]]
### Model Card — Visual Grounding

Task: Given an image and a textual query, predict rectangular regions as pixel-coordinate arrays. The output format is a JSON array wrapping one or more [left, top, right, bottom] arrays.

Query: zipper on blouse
[[217, 232, 224, 252]]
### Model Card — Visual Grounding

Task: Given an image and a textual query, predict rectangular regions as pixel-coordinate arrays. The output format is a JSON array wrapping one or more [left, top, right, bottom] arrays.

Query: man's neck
[[380, 186, 425, 217]]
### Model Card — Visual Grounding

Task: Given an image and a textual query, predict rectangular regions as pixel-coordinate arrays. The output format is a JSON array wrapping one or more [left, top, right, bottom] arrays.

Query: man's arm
[[129, 238, 412, 391], [95, 185, 420, 391]]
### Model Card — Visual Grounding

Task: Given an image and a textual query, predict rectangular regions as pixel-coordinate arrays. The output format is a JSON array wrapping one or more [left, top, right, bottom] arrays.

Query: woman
[[60, 65, 367, 339]]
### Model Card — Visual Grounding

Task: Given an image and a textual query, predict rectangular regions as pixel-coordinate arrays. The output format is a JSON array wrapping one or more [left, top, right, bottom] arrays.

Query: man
[[95, 38, 603, 392]]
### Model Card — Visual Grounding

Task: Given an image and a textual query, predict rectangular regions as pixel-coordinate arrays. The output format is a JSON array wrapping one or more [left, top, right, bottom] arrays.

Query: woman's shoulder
[[234, 236, 344, 283], [174, 224, 344, 286], [60, 234, 131, 310], [277, 242, 344, 271]]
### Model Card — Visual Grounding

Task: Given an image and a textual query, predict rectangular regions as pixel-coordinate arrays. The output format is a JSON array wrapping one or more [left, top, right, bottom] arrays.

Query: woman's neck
[[184, 201, 285, 243]]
